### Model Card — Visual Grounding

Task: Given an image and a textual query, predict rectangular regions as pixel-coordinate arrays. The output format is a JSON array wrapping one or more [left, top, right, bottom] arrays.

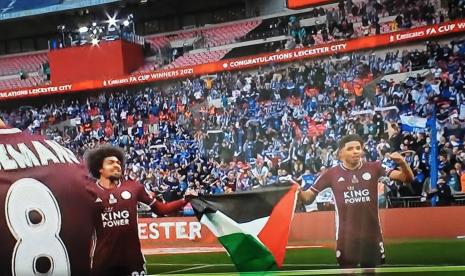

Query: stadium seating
[[0, 52, 47, 76], [2, 35, 464, 206], [166, 49, 230, 69], [0, 75, 44, 90], [0, 0, 445, 90], [146, 20, 262, 49]]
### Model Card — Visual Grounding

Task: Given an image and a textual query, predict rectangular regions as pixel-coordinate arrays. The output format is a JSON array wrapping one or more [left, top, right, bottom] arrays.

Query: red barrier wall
[[380, 207, 465, 239], [139, 207, 465, 250], [121, 41, 145, 74], [290, 206, 465, 241], [48, 40, 143, 84], [287, 0, 333, 9]]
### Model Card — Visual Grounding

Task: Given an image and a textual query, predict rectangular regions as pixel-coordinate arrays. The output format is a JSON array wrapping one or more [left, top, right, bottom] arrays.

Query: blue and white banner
[[350, 106, 399, 116], [400, 115, 428, 133]]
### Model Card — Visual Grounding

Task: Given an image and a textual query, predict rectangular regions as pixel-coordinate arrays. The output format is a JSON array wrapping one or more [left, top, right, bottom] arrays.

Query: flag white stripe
[[200, 211, 268, 238]]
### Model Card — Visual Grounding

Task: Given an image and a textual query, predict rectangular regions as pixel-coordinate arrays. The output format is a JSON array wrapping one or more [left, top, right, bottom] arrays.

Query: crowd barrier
[[139, 206, 465, 250]]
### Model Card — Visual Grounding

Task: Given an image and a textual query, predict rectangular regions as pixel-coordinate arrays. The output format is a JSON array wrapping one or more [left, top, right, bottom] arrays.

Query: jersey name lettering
[[0, 140, 79, 170]]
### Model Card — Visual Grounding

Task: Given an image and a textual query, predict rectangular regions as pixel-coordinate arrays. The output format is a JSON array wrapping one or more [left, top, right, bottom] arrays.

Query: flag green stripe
[[218, 232, 278, 272]]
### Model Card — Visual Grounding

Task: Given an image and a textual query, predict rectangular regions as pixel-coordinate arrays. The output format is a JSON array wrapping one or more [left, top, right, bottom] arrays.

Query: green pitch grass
[[145, 239, 465, 275]]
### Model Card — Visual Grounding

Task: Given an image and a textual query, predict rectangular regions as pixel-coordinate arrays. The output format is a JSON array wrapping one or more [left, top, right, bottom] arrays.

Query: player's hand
[[387, 152, 406, 164], [296, 187, 303, 202], [147, 191, 156, 199], [183, 189, 198, 200], [185, 189, 198, 196]]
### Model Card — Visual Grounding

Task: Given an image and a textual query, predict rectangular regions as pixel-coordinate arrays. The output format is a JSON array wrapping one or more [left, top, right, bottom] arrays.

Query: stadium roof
[[0, 0, 120, 21]]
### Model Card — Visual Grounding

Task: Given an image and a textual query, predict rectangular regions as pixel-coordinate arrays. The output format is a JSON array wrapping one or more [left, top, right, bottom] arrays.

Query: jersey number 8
[[5, 178, 71, 276]]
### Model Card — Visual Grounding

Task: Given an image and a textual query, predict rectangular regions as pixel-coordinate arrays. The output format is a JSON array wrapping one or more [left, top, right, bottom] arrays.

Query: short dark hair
[[84, 145, 125, 179], [338, 134, 364, 150]]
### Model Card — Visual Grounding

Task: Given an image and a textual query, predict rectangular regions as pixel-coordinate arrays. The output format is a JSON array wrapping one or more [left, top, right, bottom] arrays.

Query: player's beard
[[109, 175, 121, 183]]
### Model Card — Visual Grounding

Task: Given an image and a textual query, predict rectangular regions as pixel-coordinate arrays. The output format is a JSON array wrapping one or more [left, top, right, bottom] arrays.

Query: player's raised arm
[[386, 152, 414, 183], [140, 186, 197, 216], [150, 199, 187, 216]]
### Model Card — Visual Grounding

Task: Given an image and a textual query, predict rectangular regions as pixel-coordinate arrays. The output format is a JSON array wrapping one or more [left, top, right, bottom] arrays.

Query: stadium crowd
[[5, 0, 453, 91], [2, 41, 465, 208], [251, 0, 446, 52]]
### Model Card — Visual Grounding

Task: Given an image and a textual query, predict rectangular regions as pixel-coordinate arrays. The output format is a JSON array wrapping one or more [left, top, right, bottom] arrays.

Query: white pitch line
[[147, 263, 336, 267], [147, 263, 453, 267], [147, 263, 232, 266], [159, 264, 214, 274], [150, 265, 465, 276], [143, 245, 323, 255]]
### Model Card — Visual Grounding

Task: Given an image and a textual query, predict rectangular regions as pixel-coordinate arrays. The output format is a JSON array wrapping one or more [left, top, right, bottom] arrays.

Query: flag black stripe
[[190, 184, 293, 223]]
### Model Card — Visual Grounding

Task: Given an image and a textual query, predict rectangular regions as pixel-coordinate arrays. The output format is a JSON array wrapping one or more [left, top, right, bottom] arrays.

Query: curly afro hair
[[84, 145, 125, 179]]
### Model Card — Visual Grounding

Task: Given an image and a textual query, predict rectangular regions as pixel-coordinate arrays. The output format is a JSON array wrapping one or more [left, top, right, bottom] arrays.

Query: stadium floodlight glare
[[78, 26, 89, 33], [123, 20, 130, 27], [91, 38, 100, 45], [106, 13, 118, 28]]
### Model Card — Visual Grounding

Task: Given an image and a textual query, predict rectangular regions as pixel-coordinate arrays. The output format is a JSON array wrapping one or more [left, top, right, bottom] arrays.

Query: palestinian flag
[[190, 183, 299, 272]]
